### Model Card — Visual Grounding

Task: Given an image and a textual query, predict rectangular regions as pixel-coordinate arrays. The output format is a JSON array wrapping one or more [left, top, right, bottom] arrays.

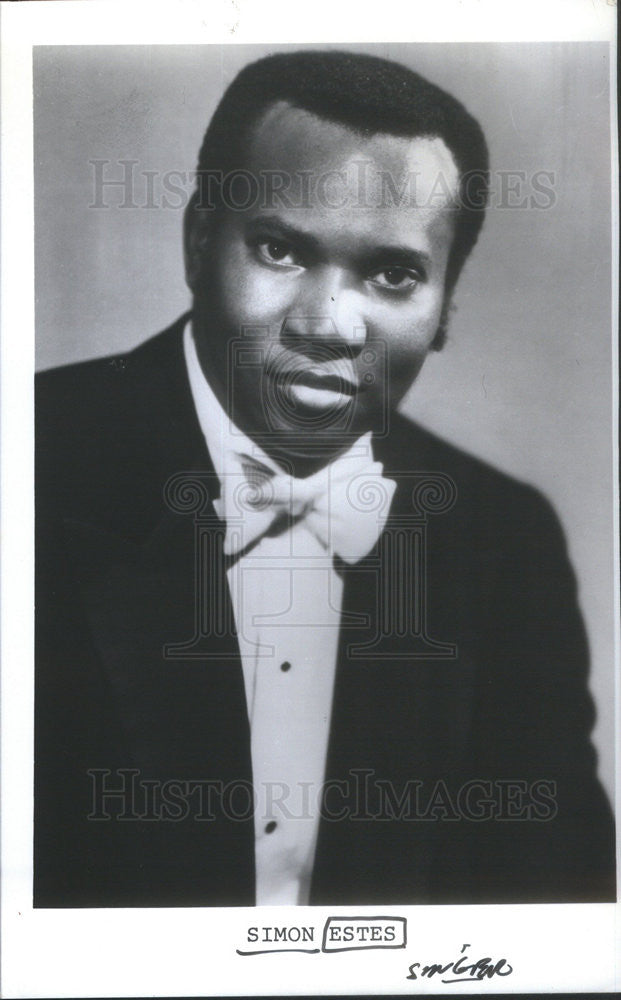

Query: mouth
[[290, 368, 357, 395], [266, 359, 358, 410]]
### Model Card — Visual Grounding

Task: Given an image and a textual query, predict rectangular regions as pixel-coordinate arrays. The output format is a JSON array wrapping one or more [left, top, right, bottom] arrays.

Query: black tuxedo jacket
[[35, 315, 615, 906]]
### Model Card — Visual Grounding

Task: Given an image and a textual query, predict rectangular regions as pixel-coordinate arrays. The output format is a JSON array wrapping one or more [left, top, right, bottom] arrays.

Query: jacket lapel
[[311, 419, 478, 902], [63, 484, 250, 780]]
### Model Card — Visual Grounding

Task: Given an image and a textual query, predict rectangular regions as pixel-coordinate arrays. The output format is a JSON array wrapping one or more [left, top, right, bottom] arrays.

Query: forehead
[[248, 101, 459, 210], [240, 101, 460, 249]]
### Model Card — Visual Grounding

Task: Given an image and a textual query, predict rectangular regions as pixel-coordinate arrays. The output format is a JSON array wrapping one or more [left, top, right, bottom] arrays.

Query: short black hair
[[194, 49, 489, 292]]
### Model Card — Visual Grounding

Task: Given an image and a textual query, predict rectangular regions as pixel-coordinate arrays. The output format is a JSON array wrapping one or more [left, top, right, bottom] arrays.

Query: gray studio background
[[34, 43, 615, 800]]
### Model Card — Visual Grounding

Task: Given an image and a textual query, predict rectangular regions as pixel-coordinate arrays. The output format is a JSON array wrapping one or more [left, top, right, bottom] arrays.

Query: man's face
[[188, 102, 459, 469]]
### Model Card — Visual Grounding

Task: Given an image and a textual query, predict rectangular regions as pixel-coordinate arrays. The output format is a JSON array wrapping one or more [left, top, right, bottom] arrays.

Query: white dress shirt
[[184, 323, 391, 904]]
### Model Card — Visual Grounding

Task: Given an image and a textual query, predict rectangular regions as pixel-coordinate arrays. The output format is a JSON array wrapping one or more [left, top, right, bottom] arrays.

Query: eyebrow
[[245, 216, 322, 256], [244, 215, 431, 276], [361, 245, 431, 277]]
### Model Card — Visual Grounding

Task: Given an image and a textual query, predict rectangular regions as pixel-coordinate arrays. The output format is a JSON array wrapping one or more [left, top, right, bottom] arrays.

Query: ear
[[183, 191, 207, 290]]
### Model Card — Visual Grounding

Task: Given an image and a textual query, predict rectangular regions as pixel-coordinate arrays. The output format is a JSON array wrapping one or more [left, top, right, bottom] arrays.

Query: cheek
[[216, 247, 293, 330], [385, 340, 428, 401], [369, 303, 442, 370]]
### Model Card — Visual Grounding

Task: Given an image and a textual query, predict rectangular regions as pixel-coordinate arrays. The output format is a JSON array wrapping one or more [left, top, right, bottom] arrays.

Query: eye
[[256, 239, 300, 267], [369, 266, 419, 291]]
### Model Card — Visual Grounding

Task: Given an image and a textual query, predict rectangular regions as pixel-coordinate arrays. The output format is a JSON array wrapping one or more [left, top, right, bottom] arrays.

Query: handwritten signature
[[406, 942, 513, 984]]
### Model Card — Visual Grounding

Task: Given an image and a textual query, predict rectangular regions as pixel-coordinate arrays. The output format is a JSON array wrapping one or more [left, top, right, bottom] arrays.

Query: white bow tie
[[214, 442, 396, 564]]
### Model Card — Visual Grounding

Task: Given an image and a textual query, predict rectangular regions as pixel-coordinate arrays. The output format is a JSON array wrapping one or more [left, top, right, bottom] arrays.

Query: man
[[35, 50, 615, 907]]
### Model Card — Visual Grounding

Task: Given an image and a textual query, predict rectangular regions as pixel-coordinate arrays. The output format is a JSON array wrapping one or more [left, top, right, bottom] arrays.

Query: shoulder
[[36, 313, 203, 532], [36, 313, 191, 424], [383, 409, 550, 508], [382, 411, 567, 559]]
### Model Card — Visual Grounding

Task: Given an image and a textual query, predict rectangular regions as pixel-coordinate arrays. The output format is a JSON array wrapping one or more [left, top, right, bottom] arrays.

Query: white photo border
[[1, 1, 618, 997]]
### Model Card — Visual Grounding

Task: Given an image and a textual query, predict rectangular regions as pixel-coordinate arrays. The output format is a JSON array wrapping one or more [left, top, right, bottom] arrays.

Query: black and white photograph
[[1, 1, 618, 996]]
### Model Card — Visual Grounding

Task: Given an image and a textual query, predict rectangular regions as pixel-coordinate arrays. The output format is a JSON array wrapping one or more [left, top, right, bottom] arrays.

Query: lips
[[265, 355, 359, 398], [287, 368, 357, 395]]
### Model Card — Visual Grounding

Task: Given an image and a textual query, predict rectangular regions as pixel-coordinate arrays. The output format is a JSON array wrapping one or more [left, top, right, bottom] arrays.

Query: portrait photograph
[[1, 1, 618, 996]]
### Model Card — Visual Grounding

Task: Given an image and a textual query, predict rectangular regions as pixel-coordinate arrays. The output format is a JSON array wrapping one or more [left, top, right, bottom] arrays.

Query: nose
[[280, 267, 367, 357]]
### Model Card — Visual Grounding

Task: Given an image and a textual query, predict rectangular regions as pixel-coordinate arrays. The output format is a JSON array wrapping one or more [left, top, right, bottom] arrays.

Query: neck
[[261, 440, 359, 479]]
